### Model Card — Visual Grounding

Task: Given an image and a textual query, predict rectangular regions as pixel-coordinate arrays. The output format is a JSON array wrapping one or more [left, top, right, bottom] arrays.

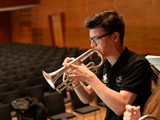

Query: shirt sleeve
[[120, 59, 151, 95]]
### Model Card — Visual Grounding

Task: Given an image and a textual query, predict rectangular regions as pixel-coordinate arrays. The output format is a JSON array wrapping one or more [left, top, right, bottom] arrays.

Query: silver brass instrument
[[42, 49, 104, 93], [139, 114, 157, 120]]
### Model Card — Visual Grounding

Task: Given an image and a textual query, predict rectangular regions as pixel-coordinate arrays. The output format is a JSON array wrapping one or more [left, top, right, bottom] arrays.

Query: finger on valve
[[63, 57, 75, 66]]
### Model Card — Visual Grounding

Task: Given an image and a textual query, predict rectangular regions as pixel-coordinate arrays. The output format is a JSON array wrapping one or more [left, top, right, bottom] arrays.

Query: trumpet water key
[[42, 49, 104, 93]]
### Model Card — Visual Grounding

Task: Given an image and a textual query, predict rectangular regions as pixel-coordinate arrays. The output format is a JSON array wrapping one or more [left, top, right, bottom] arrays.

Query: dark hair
[[83, 9, 125, 44]]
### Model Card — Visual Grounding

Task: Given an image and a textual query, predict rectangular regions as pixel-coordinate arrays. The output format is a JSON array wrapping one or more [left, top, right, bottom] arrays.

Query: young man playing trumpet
[[62, 9, 152, 120]]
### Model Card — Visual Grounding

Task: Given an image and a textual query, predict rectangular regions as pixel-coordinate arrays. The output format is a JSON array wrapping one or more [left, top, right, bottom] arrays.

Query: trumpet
[[139, 114, 157, 120], [42, 49, 104, 93]]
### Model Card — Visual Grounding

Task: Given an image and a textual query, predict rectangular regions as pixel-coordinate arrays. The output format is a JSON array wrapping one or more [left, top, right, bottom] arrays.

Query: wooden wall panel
[[9, 0, 160, 55], [0, 0, 40, 8], [48, 13, 64, 47], [11, 8, 32, 44], [125, 26, 160, 55], [0, 12, 11, 43]]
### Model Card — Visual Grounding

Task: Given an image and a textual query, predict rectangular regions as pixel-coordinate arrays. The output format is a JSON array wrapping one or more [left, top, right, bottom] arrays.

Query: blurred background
[[0, 0, 160, 55], [0, 1, 160, 120]]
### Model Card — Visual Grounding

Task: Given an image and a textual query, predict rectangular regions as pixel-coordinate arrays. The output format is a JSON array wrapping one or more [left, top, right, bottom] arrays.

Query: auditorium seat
[[14, 79, 31, 97], [69, 90, 100, 120], [0, 104, 12, 120], [0, 83, 9, 94], [43, 92, 76, 120], [25, 84, 44, 102], [0, 89, 21, 114], [3, 75, 19, 90]]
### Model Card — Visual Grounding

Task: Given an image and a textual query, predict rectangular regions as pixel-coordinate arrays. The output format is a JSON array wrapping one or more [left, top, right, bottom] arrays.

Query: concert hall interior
[[0, 0, 160, 120]]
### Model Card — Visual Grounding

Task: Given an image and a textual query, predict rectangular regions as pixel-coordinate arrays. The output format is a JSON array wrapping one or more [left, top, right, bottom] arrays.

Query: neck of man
[[106, 45, 125, 66]]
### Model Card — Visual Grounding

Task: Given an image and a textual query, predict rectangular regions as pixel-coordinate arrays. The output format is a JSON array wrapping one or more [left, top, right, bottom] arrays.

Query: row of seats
[[0, 42, 104, 120], [0, 42, 84, 93], [0, 89, 103, 120]]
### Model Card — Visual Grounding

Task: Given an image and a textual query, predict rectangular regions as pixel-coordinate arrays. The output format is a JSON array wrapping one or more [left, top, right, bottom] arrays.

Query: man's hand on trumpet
[[62, 57, 96, 86]]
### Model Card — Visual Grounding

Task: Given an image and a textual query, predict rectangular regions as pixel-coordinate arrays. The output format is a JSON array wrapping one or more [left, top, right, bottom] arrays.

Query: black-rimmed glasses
[[89, 31, 114, 44]]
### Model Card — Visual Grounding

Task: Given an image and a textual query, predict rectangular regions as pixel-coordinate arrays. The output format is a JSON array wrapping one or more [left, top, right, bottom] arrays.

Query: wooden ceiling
[[0, 0, 40, 12]]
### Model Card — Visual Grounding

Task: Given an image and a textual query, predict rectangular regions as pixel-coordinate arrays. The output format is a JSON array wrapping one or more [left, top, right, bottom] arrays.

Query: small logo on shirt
[[116, 76, 123, 86], [102, 74, 108, 84]]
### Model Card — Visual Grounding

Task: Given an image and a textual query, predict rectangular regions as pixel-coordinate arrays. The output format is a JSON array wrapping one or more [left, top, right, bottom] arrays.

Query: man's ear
[[113, 32, 120, 42]]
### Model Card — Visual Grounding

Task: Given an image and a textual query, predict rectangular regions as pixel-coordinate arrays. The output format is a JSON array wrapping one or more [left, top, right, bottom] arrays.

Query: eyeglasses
[[89, 31, 113, 44]]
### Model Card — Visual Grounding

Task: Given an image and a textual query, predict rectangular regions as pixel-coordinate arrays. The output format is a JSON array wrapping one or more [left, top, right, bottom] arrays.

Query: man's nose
[[90, 40, 96, 48]]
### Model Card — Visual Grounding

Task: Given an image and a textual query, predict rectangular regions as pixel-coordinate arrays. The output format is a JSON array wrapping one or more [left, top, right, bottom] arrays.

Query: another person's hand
[[123, 105, 141, 120]]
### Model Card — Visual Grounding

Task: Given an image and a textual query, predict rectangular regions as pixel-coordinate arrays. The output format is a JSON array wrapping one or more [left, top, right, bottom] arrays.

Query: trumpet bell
[[42, 71, 56, 89]]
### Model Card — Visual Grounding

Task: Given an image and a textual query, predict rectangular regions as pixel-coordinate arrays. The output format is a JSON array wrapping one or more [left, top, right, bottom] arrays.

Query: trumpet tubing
[[42, 49, 104, 93], [139, 114, 157, 120]]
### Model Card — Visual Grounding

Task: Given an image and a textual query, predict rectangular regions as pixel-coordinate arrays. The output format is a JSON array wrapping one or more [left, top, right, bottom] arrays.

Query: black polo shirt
[[98, 47, 152, 120]]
